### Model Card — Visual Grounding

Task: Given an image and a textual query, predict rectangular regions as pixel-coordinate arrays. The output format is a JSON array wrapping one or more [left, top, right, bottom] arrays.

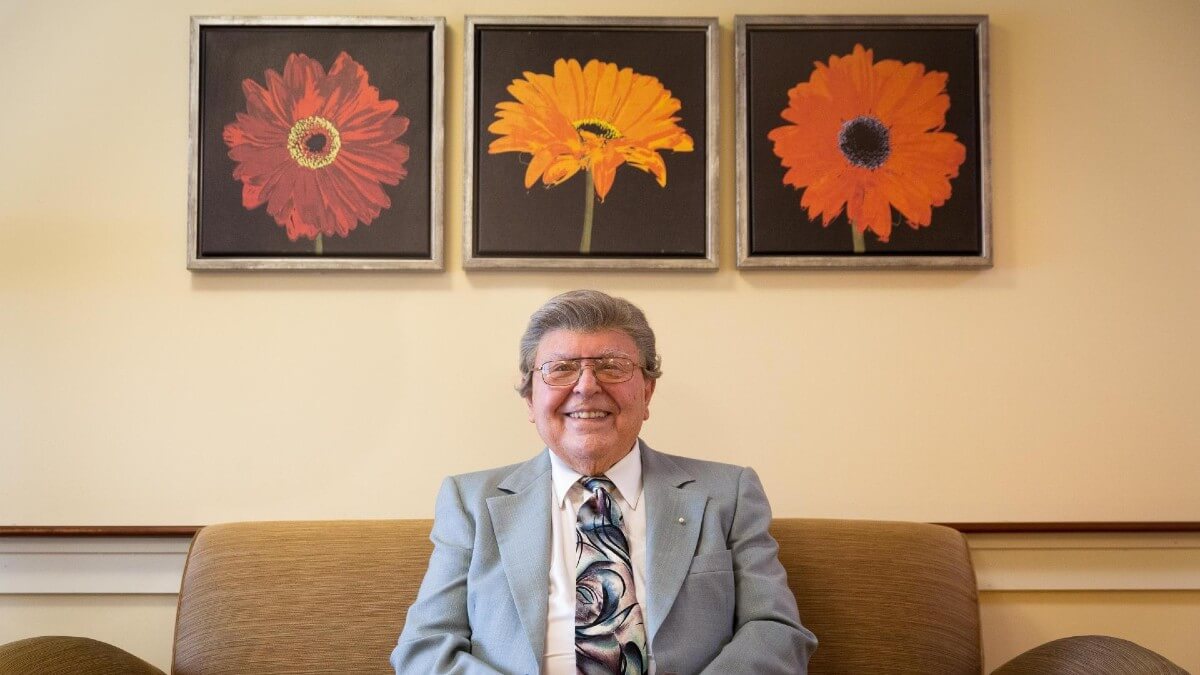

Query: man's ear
[[525, 394, 535, 423], [642, 378, 656, 420]]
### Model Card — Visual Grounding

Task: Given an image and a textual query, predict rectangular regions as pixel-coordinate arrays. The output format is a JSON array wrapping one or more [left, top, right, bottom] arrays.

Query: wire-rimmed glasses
[[536, 357, 640, 386]]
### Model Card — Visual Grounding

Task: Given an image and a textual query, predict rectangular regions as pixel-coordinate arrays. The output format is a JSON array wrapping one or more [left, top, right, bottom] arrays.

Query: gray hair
[[517, 289, 662, 398]]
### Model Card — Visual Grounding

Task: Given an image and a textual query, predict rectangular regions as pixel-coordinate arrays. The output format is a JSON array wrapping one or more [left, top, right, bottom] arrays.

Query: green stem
[[315, 234, 324, 256], [580, 170, 595, 254], [850, 223, 865, 254]]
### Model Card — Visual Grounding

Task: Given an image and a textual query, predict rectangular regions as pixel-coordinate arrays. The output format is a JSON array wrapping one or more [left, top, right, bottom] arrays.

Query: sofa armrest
[[0, 635, 165, 675], [992, 635, 1188, 675]]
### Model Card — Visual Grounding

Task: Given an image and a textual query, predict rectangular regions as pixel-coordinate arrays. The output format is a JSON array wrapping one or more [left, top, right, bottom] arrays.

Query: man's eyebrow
[[595, 349, 633, 357], [543, 349, 632, 360]]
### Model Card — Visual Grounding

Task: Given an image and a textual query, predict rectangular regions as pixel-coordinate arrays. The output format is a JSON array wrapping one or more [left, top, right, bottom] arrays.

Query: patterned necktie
[[575, 476, 649, 675]]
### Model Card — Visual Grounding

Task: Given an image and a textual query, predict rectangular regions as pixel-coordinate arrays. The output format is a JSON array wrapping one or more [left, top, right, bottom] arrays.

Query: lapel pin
[[678, 517, 685, 525]]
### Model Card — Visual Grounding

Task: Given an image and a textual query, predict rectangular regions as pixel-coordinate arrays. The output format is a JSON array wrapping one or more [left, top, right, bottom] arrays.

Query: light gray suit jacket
[[392, 443, 816, 674]]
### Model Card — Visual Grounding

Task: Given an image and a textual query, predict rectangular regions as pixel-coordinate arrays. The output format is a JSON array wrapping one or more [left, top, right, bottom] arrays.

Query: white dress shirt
[[543, 442, 653, 674]]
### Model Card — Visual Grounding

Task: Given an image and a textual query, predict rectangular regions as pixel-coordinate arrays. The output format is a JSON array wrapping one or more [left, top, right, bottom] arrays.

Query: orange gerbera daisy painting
[[768, 44, 967, 252], [487, 58, 693, 253], [222, 51, 410, 252]]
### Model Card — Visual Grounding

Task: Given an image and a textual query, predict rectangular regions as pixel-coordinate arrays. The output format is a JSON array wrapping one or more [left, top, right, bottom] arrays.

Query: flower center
[[838, 115, 891, 169], [287, 115, 342, 169], [573, 118, 622, 141]]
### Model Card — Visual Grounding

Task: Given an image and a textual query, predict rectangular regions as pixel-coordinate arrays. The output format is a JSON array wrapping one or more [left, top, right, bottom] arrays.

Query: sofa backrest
[[173, 519, 432, 674], [172, 518, 980, 674], [771, 519, 981, 674]]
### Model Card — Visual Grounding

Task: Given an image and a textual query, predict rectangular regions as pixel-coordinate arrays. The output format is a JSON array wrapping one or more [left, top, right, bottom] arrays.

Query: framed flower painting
[[464, 17, 719, 270], [736, 16, 991, 268], [188, 17, 444, 270]]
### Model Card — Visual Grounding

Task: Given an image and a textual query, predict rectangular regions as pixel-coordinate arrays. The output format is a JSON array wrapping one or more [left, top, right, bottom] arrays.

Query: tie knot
[[581, 476, 616, 494]]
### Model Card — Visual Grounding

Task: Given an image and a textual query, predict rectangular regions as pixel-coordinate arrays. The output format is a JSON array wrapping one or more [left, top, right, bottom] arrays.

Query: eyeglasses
[[536, 357, 640, 386]]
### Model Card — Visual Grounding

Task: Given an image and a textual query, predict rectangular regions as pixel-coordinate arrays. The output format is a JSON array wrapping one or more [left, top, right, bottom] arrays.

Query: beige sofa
[[0, 519, 1187, 674]]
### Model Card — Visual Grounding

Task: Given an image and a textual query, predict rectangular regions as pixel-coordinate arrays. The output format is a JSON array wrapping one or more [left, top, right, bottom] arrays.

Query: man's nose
[[573, 364, 603, 393]]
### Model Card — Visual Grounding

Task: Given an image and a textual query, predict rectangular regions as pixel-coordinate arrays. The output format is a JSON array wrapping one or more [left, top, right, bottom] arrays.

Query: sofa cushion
[[0, 635, 165, 675], [993, 635, 1189, 675]]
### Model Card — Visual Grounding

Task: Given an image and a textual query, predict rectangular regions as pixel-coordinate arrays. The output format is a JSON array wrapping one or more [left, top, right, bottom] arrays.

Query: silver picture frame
[[188, 16, 445, 271], [735, 15, 991, 269], [463, 16, 719, 271]]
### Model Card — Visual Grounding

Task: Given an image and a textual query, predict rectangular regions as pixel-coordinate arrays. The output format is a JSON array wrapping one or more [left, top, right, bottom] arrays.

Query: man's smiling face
[[526, 329, 656, 475]]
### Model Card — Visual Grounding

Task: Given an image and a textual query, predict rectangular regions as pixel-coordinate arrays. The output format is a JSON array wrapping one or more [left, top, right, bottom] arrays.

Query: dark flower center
[[838, 115, 891, 169], [573, 117, 622, 141], [287, 115, 342, 170]]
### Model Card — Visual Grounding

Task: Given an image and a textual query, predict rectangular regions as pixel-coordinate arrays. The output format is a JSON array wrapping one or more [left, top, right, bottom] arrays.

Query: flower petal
[[281, 53, 326, 120], [591, 152, 626, 201]]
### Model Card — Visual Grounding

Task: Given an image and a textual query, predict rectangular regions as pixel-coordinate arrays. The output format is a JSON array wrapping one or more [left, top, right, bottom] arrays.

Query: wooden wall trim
[[3, 522, 1200, 536], [940, 522, 1200, 533], [0, 526, 201, 537]]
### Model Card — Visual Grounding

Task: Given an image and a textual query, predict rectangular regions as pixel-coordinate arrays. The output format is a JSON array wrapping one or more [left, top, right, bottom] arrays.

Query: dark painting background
[[473, 27, 709, 258], [746, 26, 982, 256], [198, 25, 433, 259]]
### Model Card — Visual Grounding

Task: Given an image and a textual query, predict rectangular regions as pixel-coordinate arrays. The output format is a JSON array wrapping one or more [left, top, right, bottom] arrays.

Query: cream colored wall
[[1, 0, 1198, 671], [0, 595, 178, 669], [980, 591, 1200, 671], [2, 0, 1198, 525]]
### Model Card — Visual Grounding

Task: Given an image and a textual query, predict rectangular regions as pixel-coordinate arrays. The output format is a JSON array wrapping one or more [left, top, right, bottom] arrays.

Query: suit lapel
[[486, 451, 553, 666], [641, 443, 708, 644]]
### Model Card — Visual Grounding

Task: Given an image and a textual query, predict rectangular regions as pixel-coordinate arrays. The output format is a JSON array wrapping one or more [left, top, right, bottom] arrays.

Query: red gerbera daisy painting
[[222, 51, 410, 250], [768, 44, 967, 251]]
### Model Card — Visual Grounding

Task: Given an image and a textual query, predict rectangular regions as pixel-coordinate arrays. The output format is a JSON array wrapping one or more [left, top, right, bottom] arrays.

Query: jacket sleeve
[[391, 476, 504, 675], [699, 467, 818, 674]]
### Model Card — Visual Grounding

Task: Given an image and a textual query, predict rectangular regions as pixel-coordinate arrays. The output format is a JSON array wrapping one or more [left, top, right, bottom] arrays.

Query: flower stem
[[850, 223, 865, 254], [580, 170, 595, 254], [315, 234, 323, 256]]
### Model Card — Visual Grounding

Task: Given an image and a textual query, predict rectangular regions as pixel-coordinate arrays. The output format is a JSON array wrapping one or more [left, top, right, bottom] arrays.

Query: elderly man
[[393, 290, 815, 674]]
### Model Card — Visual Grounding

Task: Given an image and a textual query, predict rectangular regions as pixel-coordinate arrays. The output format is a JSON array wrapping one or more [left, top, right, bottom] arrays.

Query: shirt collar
[[548, 440, 643, 511]]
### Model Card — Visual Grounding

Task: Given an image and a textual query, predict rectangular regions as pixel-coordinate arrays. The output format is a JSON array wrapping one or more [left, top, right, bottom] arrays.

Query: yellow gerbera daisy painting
[[467, 19, 716, 268], [739, 18, 990, 267], [489, 58, 693, 200], [489, 58, 693, 254]]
